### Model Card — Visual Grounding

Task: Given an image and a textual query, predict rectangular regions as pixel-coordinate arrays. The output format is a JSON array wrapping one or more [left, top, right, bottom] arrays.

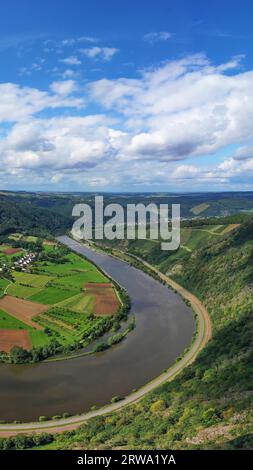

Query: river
[[0, 236, 195, 422]]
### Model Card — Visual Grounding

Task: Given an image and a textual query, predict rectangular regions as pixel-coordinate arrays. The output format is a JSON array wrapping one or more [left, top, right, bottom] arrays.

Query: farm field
[[0, 244, 24, 265], [8, 233, 39, 243], [0, 278, 10, 295], [190, 203, 210, 215], [12, 271, 52, 288], [0, 296, 46, 329], [29, 286, 79, 305], [3, 248, 22, 255], [6, 284, 42, 299], [0, 239, 121, 359], [0, 330, 31, 353], [0, 245, 12, 252], [0, 309, 32, 330], [52, 292, 93, 313], [85, 283, 120, 316]]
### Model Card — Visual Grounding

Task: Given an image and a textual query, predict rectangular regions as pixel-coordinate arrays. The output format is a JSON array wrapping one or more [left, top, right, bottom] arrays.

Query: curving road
[[0, 249, 212, 437]]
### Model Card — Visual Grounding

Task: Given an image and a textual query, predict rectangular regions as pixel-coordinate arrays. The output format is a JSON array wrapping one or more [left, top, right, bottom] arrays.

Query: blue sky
[[0, 0, 253, 191]]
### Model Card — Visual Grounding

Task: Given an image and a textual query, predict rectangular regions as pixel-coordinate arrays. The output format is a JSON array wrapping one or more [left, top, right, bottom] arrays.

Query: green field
[[190, 202, 210, 215], [56, 292, 94, 313], [29, 286, 79, 305], [29, 330, 51, 347], [8, 234, 38, 243], [53, 271, 106, 288], [8, 233, 23, 241], [0, 278, 10, 289], [36, 252, 107, 287], [0, 240, 118, 359], [38, 252, 105, 276], [13, 271, 51, 288], [6, 283, 42, 299], [0, 309, 32, 330], [25, 235, 38, 243]]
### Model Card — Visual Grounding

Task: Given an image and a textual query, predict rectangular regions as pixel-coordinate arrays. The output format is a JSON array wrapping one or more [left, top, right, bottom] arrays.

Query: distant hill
[[1, 190, 253, 219]]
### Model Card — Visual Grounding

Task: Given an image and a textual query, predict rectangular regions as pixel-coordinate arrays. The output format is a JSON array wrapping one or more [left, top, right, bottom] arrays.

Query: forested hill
[[46, 218, 253, 450], [174, 217, 253, 333], [0, 195, 71, 238]]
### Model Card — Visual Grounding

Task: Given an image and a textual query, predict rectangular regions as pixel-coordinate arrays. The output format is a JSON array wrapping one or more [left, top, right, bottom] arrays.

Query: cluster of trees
[[0, 341, 62, 364], [38, 246, 69, 264], [0, 433, 54, 450], [10, 237, 43, 252]]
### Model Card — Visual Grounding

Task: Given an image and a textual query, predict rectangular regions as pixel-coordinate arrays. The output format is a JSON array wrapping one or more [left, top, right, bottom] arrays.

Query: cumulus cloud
[[232, 145, 253, 160], [0, 82, 83, 122], [90, 54, 253, 164], [0, 116, 126, 172], [80, 46, 119, 61], [1, 53, 253, 189]]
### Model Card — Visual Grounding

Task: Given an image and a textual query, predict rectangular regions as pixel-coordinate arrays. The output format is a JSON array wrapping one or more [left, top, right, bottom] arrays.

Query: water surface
[[0, 236, 195, 422]]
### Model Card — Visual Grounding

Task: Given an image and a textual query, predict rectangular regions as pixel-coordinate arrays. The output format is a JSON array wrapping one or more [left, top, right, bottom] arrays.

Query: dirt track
[[0, 250, 212, 437]]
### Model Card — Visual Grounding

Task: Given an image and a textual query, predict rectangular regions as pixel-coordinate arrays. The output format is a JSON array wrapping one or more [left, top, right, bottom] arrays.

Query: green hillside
[[99, 221, 243, 275], [0, 195, 71, 238], [43, 218, 253, 450]]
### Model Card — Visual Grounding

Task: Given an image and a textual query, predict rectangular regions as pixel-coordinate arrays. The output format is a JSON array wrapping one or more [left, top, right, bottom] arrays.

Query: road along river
[[0, 236, 195, 426]]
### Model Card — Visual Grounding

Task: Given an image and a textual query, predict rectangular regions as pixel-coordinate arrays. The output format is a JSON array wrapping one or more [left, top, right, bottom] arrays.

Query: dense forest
[[0, 195, 71, 238]]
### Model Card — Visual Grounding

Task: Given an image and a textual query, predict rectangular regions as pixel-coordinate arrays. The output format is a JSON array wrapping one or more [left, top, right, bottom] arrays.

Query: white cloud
[[0, 82, 84, 122], [90, 54, 253, 165], [80, 46, 118, 61], [0, 116, 125, 173], [59, 56, 81, 66], [50, 80, 77, 95], [232, 145, 253, 160], [143, 31, 173, 43], [59, 69, 80, 80], [1, 53, 253, 189], [172, 165, 201, 179]]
